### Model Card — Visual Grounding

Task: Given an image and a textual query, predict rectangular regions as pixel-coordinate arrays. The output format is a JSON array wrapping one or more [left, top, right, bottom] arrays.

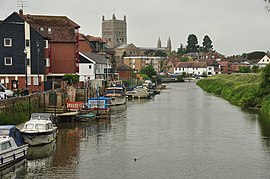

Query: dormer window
[[40, 27, 44, 31], [48, 28, 52, 34], [4, 38, 12, 47]]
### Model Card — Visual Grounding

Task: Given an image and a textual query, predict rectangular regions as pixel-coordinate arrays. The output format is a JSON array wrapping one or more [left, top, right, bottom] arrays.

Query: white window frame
[[44, 40, 48, 49], [27, 76, 31, 85], [4, 38, 12, 47], [4, 57, 12, 66], [33, 76, 38, 85], [45, 58, 50, 67]]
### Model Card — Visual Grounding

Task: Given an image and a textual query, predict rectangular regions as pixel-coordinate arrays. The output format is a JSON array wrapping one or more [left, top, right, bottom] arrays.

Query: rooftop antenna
[[17, 0, 28, 11]]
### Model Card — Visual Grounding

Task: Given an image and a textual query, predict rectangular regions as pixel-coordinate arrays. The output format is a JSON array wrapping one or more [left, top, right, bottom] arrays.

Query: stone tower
[[102, 14, 127, 48], [167, 37, 171, 52], [157, 37, 162, 48]]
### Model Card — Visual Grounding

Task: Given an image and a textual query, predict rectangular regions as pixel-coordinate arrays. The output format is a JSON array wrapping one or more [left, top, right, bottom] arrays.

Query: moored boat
[[104, 84, 126, 105], [20, 113, 57, 146], [0, 125, 28, 168], [126, 86, 150, 99]]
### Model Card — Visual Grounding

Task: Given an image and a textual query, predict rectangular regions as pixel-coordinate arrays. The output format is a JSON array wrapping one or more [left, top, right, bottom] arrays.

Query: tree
[[238, 66, 251, 73], [202, 35, 213, 52], [177, 43, 186, 55], [154, 50, 167, 57], [62, 74, 79, 84], [186, 34, 199, 53], [140, 65, 157, 80], [260, 64, 270, 96]]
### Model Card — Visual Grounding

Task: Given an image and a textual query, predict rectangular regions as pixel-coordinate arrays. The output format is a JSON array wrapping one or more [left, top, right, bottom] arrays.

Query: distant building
[[79, 52, 112, 81], [124, 56, 162, 73], [174, 62, 215, 76], [102, 14, 127, 48], [157, 37, 171, 53], [258, 55, 270, 68]]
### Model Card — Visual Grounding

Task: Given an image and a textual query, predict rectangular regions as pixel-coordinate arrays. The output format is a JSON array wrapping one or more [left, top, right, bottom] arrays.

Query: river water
[[3, 82, 270, 179]]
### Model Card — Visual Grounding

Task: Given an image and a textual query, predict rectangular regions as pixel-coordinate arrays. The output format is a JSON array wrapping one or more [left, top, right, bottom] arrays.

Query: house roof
[[175, 62, 207, 68], [80, 52, 111, 65], [22, 14, 80, 42], [117, 63, 132, 70], [86, 35, 106, 43]]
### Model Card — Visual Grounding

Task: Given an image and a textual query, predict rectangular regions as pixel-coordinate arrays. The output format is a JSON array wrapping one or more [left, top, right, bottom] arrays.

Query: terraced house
[[0, 10, 80, 92]]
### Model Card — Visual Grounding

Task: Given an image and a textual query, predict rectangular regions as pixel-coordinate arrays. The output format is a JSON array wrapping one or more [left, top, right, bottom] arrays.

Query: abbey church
[[102, 14, 172, 58]]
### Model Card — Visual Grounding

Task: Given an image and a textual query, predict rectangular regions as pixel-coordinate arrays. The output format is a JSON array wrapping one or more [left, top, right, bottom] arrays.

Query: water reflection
[[0, 159, 27, 179]]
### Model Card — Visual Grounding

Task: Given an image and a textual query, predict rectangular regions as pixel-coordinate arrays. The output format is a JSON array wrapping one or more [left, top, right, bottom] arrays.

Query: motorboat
[[126, 86, 150, 99], [86, 97, 112, 119], [20, 113, 57, 146], [0, 125, 28, 168], [104, 84, 126, 105]]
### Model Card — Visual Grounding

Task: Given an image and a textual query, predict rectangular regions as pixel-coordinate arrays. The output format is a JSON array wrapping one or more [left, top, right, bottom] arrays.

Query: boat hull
[[22, 128, 57, 146], [107, 96, 126, 105], [0, 144, 28, 169]]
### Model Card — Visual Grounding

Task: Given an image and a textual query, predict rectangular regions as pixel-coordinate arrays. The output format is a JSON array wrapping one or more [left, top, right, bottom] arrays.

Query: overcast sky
[[1, 0, 270, 56]]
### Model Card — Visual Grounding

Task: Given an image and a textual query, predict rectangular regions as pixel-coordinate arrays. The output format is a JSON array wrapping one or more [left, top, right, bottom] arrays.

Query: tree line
[[177, 34, 213, 55]]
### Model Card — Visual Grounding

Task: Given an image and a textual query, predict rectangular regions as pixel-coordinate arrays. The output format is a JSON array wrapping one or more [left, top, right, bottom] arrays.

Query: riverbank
[[196, 73, 270, 115]]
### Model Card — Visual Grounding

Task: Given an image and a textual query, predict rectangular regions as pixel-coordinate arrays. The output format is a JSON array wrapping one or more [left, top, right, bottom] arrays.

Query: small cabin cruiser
[[0, 125, 28, 168], [20, 113, 57, 146], [126, 86, 150, 99], [104, 86, 126, 105]]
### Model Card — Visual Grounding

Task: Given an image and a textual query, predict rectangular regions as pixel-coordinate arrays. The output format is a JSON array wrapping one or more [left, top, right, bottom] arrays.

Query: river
[[3, 82, 270, 179]]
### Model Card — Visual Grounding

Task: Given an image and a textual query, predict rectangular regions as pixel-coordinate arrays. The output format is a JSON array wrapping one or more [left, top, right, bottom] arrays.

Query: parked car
[[0, 83, 14, 98]]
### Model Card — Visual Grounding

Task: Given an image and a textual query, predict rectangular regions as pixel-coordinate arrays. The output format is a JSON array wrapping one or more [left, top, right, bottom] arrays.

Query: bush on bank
[[196, 73, 265, 110]]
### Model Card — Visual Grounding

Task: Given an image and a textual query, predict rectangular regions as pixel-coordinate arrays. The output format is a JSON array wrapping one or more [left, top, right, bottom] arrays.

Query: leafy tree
[[239, 66, 251, 73], [180, 57, 189, 62], [246, 51, 266, 60], [62, 74, 79, 84], [202, 35, 213, 52], [154, 50, 167, 57], [260, 64, 270, 96], [201, 71, 207, 77], [186, 34, 199, 53], [177, 43, 186, 55], [144, 49, 155, 56], [251, 65, 261, 73], [140, 65, 157, 80]]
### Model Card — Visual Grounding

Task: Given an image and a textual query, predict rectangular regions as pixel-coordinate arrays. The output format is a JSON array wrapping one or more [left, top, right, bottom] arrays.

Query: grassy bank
[[196, 74, 270, 115]]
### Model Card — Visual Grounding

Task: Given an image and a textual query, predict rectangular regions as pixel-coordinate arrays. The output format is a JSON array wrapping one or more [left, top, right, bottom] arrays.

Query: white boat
[[104, 85, 126, 105], [20, 113, 57, 146], [126, 86, 150, 99], [0, 125, 28, 168]]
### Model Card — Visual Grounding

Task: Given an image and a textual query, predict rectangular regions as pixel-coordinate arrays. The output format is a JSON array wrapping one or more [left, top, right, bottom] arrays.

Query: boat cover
[[0, 125, 25, 147]]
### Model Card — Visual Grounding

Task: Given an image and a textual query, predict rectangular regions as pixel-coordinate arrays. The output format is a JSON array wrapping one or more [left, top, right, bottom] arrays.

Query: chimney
[[19, 9, 23, 15]]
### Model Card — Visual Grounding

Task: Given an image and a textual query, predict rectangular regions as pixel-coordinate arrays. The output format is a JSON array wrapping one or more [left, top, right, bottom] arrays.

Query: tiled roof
[[80, 52, 111, 65], [86, 35, 106, 43], [175, 62, 207, 68], [23, 14, 80, 42], [117, 63, 132, 70]]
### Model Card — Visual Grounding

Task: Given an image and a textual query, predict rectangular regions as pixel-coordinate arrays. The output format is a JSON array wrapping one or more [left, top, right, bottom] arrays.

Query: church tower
[[102, 14, 127, 48], [167, 37, 171, 52], [157, 37, 162, 48]]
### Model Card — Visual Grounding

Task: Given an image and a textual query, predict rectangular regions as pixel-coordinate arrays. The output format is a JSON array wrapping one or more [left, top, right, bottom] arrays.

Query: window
[[27, 76, 31, 85], [4, 38, 12, 47], [4, 57, 12, 66], [1, 141, 11, 151], [48, 28, 52, 34], [26, 58, 30, 66], [44, 40, 48, 48], [25, 39, 30, 47], [89, 65, 92, 69], [45, 58, 50, 67], [40, 27, 44, 31], [33, 76, 38, 85]]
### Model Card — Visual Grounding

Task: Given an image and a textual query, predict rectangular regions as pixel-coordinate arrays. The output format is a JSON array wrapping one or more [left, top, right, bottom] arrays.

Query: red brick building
[[23, 14, 80, 81]]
